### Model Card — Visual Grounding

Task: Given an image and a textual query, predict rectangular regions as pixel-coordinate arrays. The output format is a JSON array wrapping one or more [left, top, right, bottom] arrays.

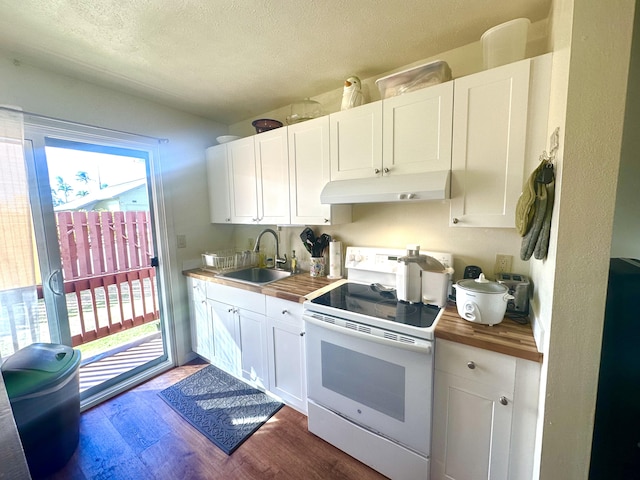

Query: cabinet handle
[[324, 218, 329, 223], [228, 307, 234, 313], [467, 361, 476, 370], [383, 167, 390, 174], [499, 396, 509, 406], [201, 300, 206, 305], [452, 218, 459, 224], [300, 331, 305, 337], [225, 218, 231, 222], [281, 309, 288, 315], [374, 168, 380, 174]]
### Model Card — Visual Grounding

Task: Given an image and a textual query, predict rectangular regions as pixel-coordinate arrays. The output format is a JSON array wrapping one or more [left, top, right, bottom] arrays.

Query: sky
[[45, 146, 146, 204]]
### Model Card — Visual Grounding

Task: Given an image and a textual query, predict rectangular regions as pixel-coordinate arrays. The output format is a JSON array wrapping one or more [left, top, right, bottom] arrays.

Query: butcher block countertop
[[183, 269, 542, 363]]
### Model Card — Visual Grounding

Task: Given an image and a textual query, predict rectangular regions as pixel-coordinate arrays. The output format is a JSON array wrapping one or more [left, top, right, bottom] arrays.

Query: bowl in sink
[[216, 267, 291, 286]]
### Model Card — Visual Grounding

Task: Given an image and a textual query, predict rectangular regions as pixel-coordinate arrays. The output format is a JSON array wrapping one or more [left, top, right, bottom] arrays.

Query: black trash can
[[1, 343, 81, 478]]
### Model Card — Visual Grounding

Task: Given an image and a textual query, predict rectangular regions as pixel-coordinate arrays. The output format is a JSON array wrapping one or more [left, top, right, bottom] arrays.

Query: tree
[[76, 190, 90, 197], [76, 171, 91, 185], [55, 176, 73, 203]]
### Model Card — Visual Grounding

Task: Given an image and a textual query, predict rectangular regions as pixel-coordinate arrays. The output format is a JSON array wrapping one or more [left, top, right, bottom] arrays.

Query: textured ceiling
[[0, 0, 551, 124]]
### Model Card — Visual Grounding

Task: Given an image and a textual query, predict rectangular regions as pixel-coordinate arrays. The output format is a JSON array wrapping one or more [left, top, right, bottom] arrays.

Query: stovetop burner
[[310, 282, 440, 329]]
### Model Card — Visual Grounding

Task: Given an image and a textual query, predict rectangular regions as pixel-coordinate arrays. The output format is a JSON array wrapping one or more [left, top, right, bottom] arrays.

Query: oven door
[[304, 313, 433, 456]]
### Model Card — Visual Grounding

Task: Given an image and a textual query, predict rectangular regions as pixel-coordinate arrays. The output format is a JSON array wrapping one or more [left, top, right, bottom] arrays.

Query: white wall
[[0, 52, 233, 365], [534, 1, 636, 479]]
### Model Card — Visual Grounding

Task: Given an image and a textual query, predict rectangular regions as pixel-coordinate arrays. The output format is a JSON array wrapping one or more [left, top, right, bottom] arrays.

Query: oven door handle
[[304, 315, 432, 354]]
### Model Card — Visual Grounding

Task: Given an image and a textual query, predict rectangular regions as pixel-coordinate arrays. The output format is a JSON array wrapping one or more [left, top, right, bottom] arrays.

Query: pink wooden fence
[[50, 211, 159, 346]]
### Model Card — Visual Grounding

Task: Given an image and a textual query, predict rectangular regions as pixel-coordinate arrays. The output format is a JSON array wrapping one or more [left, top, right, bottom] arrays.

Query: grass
[[77, 320, 161, 359]]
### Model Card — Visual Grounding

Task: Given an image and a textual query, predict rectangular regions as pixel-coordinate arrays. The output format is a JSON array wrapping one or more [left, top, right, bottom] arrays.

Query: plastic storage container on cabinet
[[1, 343, 81, 478]]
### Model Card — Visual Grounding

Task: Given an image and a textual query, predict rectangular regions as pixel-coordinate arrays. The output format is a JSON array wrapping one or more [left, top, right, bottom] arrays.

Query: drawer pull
[[282, 309, 288, 315], [499, 396, 508, 406], [300, 331, 305, 337], [467, 361, 476, 370]]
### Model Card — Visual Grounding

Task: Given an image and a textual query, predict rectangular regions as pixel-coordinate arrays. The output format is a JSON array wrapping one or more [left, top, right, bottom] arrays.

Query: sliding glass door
[[0, 109, 171, 404]]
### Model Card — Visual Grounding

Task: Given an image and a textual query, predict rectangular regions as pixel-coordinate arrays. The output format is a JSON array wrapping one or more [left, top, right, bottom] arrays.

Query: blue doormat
[[159, 365, 283, 454]]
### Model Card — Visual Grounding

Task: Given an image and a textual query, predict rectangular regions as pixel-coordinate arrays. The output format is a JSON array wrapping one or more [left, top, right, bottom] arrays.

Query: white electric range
[[303, 246, 453, 480]]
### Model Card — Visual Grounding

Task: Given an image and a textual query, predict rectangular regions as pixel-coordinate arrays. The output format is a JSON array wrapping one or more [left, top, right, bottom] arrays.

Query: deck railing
[[53, 210, 159, 347]]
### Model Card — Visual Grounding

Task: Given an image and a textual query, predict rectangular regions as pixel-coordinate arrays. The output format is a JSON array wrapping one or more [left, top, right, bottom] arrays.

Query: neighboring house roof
[[54, 178, 147, 211]]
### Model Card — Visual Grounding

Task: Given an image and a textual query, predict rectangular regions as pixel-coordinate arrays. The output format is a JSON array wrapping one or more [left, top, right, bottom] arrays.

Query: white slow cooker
[[453, 274, 514, 326]]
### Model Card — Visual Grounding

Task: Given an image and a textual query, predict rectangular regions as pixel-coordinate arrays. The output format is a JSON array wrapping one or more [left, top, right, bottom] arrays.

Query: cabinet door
[[288, 117, 352, 225], [206, 145, 231, 223], [450, 59, 531, 227], [228, 136, 259, 224], [255, 128, 290, 224], [383, 82, 453, 175], [330, 102, 383, 181], [187, 278, 212, 361], [209, 299, 241, 376], [431, 372, 513, 480], [238, 308, 269, 389], [266, 299, 307, 414]]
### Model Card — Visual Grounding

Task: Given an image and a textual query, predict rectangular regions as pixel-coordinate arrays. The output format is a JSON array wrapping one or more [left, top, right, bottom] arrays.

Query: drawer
[[435, 339, 516, 392], [266, 296, 304, 323], [206, 282, 265, 314]]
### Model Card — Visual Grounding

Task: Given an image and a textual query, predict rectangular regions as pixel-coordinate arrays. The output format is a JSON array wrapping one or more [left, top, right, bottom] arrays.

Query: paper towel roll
[[328, 241, 342, 279]]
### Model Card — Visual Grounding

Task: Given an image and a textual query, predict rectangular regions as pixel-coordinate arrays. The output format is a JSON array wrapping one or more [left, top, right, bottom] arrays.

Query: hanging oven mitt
[[520, 162, 555, 261], [534, 171, 555, 260], [516, 160, 547, 236]]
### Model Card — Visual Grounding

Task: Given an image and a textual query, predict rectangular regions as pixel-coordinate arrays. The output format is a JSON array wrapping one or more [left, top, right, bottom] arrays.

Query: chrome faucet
[[253, 228, 287, 269]]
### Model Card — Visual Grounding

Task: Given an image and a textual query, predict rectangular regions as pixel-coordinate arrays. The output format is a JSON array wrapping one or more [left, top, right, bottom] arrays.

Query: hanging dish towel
[[519, 160, 555, 261]]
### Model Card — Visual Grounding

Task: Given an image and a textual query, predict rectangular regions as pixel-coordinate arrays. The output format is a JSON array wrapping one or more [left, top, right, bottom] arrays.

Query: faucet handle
[[276, 253, 288, 266]]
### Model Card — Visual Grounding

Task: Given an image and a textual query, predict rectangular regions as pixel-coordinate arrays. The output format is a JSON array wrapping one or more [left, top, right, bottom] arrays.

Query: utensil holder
[[310, 257, 325, 277]]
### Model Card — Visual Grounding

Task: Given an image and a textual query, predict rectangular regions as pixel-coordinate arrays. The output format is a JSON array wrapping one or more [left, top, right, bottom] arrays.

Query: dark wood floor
[[45, 361, 387, 480]]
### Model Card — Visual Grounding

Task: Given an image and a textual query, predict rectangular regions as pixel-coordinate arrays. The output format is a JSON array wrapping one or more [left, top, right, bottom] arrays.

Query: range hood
[[320, 170, 450, 204]]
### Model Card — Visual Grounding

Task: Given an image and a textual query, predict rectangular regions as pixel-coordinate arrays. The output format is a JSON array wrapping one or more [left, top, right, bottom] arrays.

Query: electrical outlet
[[494, 254, 513, 275], [177, 234, 187, 249]]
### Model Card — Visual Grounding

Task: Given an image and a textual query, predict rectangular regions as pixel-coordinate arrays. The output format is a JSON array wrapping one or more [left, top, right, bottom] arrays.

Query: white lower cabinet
[[432, 339, 540, 480], [265, 297, 307, 414], [238, 307, 268, 389], [189, 281, 307, 412], [187, 278, 213, 361], [208, 297, 241, 377]]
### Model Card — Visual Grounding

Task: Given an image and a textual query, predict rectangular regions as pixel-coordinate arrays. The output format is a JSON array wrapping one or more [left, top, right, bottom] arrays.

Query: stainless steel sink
[[216, 267, 292, 286]]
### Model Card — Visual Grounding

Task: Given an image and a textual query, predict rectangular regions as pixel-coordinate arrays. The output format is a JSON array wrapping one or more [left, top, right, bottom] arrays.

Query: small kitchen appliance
[[396, 244, 451, 306], [453, 274, 514, 326], [303, 246, 453, 480], [496, 272, 530, 314]]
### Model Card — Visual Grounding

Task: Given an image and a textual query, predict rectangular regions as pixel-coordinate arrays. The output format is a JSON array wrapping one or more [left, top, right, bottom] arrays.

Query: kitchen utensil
[[314, 233, 331, 256], [251, 119, 283, 133], [299, 227, 315, 254], [453, 274, 515, 326]]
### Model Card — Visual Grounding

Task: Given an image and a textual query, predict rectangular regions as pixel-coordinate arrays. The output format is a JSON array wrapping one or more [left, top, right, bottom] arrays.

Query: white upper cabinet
[[227, 136, 259, 223], [227, 129, 290, 224], [382, 82, 454, 175], [329, 83, 454, 182], [329, 102, 383, 181], [450, 56, 550, 228], [288, 117, 352, 225], [206, 144, 231, 224], [255, 128, 291, 224]]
